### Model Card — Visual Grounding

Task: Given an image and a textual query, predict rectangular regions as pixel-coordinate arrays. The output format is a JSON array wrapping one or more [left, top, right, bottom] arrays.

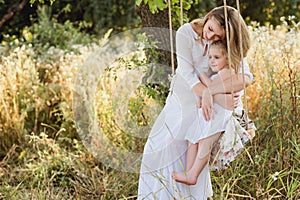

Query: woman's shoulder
[[177, 23, 193, 34], [177, 23, 198, 41]]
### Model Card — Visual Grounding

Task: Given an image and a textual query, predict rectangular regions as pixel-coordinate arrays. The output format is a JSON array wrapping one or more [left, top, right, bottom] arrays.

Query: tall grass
[[0, 18, 299, 199]]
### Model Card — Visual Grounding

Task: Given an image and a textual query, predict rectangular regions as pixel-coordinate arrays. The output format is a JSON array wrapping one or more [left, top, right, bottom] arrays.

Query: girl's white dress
[[137, 23, 253, 200], [185, 72, 255, 171]]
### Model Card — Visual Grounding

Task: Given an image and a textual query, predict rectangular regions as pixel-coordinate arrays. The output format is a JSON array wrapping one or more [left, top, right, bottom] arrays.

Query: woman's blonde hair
[[191, 6, 250, 73]]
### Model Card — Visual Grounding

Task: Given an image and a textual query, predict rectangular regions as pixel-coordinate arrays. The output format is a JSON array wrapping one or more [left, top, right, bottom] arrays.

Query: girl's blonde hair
[[210, 40, 228, 57], [191, 6, 250, 73]]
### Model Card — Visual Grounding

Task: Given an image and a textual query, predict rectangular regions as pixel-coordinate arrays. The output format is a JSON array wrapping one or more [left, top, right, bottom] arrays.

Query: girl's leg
[[172, 142, 197, 180], [172, 132, 221, 185], [186, 142, 198, 170]]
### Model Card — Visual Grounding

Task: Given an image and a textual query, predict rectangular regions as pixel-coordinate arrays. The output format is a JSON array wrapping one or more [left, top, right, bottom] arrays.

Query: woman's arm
[[197, 57, 253, 96], [214, 93, 240, 110], [197, 58, 253, 120], [194, 70, 250, 97], [199, 72, 251, 121], [200, 69, 235, 88], [192, 81, 207, 97], [206, 74, 251, 95], [199, 72, 212, 86], [176, 24, 202, 89]]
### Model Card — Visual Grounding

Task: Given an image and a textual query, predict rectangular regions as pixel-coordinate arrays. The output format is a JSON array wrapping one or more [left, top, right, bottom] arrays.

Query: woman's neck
[[190, 22, 202, 38]]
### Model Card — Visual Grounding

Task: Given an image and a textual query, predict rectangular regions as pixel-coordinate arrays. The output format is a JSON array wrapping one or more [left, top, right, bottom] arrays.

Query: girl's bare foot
[[171, 171, 197, 185]]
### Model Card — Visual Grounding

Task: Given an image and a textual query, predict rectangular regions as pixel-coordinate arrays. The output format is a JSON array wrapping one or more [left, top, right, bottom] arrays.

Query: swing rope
[[168, 0, 175, 75], [236, 0, 249, 130], [222, 0, 236, 116], [223, 0, 250, 130], [168, 0, 183, 76], [180, 0, 183, 26]]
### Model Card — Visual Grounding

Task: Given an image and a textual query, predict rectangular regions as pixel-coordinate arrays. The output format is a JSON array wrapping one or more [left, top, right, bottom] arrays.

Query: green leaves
[[29, 0, 55, 5], [136, 0, 168, 14], [136, 0, 143, 6], [149, 0, 168, 13]]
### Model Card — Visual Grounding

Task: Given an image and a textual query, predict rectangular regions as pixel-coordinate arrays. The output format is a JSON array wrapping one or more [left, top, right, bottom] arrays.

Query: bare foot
[[172, 171, 197, 185]]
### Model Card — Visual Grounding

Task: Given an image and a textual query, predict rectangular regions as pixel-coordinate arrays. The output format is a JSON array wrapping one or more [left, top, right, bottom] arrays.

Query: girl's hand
[[197, 99, 202, 108], [214, 93, 240, 110], [201, 88, 214, 121]]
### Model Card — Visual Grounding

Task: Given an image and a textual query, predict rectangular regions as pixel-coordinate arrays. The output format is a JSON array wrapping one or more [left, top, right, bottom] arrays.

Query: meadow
[[0, 18, 299, 199]]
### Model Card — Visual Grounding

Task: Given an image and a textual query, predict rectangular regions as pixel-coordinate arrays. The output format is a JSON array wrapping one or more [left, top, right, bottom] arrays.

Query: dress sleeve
[[238, 57, 253, 81], [175, 25, 200, 89]]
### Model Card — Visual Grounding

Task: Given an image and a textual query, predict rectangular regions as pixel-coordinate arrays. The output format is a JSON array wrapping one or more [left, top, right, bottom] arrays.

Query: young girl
[[172, 40, 255, 185]]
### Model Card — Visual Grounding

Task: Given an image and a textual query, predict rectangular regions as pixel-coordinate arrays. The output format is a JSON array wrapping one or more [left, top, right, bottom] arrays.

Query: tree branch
[[0, 0, 29, 29]]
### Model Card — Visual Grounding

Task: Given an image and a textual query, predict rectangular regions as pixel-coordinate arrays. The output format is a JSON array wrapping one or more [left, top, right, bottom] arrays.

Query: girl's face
[[208, 47, 228, 72], [203, 17, 224, 41]]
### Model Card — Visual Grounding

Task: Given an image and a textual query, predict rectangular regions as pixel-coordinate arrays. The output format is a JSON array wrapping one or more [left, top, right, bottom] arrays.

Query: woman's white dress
[[137, 23, 253, 200]]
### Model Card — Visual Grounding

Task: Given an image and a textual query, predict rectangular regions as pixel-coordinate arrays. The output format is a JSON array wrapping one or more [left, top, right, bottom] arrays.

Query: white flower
[[271, 171, 279, 180]]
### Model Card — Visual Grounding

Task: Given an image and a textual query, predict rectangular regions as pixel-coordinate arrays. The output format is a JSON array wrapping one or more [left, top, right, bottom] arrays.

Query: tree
[[136, 0, 172, 68]]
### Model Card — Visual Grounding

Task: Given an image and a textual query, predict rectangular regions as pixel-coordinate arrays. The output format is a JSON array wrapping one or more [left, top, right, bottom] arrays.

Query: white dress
[[185, 71, 244, 144], [137, 23, 253, 200], [184, 71, 256, 171]]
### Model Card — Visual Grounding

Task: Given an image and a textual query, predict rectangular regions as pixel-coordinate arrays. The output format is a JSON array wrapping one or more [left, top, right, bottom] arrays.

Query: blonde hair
[[210, 40, 227, 57], [191, 6, 250, 73]]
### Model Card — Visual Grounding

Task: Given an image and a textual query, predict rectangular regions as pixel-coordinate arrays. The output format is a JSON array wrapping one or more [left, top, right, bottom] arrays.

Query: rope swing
[[180, 0, 183, 26], [168, 0, 183, 75], [223, 0, 251, 131], [168, 0, 175, 75], [222, 0, 235, 115], [236, 0, 249, 130]]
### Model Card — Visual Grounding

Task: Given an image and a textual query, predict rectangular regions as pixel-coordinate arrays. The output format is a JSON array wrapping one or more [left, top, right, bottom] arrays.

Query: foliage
[[29, 0, 55, 5], [0, 0, 140, 42], [28, 6, 93, 50], [1, 0, 299, 45], [136, 0, 168, 14], [135, 0, 300, 27], [240, 0, 300, 25]]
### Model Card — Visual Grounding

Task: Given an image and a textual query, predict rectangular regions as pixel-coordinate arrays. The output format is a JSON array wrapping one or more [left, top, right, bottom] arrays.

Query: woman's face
[[203, 17, 224, 41], [208, 46, 228, 72]]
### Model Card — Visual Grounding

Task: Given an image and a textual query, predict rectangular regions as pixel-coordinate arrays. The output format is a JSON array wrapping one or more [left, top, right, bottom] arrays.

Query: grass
[[0, 19, 299, 199]]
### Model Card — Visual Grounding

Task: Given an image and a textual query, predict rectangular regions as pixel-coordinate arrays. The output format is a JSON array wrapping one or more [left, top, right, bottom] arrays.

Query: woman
[[138, 6, 253, 199]]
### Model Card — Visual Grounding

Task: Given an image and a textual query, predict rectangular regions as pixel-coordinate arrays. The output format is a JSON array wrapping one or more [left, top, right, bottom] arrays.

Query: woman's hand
[[214, 93, 240, 110], [201, 88, 214, 121]]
